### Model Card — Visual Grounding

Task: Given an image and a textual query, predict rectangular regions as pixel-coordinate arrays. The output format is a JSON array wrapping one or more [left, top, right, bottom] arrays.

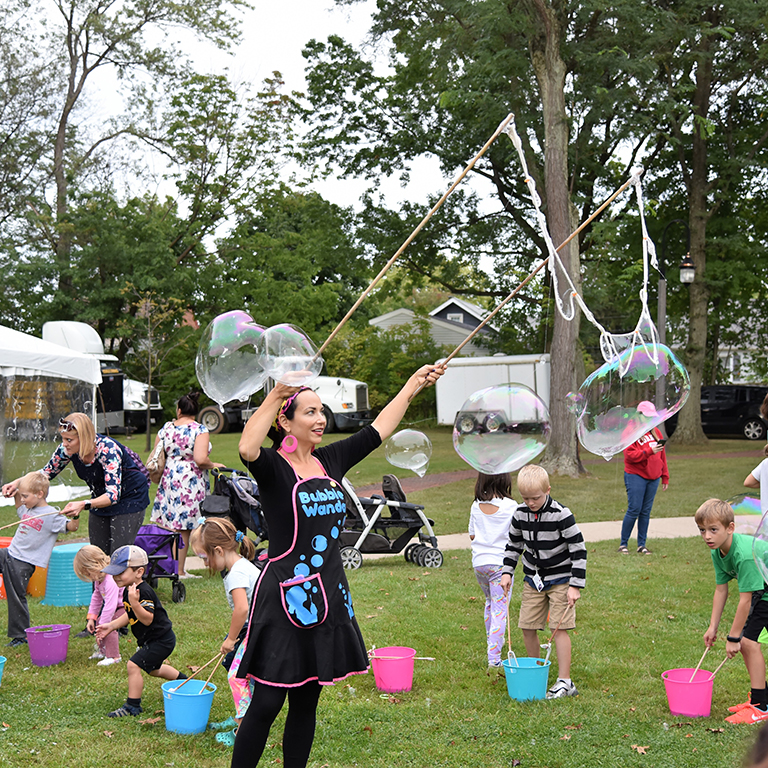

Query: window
[[446, 312, 464, 323]]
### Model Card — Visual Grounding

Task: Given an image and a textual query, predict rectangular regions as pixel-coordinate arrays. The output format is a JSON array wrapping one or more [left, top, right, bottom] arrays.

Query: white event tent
[[0, 324, 102, 501]]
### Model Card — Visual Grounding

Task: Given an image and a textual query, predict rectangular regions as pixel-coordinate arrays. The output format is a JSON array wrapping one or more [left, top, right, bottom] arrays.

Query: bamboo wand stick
[[171, 652, 224, 692], [0, 509, 64, 531], [315, 113, 517, 358]]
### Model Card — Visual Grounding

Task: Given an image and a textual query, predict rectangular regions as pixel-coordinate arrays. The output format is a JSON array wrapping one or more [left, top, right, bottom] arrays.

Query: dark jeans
[[620, 472, 661, 548], [0, 549, 35, 640]]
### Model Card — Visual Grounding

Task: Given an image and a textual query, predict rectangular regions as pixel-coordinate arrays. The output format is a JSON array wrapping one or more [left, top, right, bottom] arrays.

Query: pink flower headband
[[273, 387, 311, 433]]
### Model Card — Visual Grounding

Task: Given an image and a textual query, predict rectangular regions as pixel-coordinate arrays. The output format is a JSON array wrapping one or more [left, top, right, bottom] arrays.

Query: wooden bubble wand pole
[[315, 112, 517, 359], [408, 173, 639, 401], [0, 509, 65, 531]]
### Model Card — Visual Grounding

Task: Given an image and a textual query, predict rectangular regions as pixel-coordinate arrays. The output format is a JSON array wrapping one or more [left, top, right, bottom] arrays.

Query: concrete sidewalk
[[184, 515, 756, 569]]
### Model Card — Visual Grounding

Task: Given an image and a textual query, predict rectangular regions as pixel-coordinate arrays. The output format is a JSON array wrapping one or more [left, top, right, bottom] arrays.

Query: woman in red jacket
[[618, 428, 669, 555]]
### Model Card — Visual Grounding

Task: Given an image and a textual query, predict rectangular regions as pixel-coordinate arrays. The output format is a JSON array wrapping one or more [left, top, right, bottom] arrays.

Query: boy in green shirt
[[696, 498, 768, 724]]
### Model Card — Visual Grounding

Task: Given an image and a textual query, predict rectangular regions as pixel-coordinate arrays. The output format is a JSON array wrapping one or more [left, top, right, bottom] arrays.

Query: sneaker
[[179, 572, 202, 579], [107, 703, 142, 718], [5, 637, 27, 648], [97, 656, 121, 667], [546, 679, 579, 699], [618, 546, 629, 554], [637, 546, 652, 555], [486, 663, 504, 677], [89, 650, 106, 660], [725, 704, 768, 724], [728, 696, 752, 713]]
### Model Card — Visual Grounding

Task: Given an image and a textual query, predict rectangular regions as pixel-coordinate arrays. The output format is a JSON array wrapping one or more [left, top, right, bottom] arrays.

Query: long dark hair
[[474, 472, 513, 501], [178, 391, 200, 417]]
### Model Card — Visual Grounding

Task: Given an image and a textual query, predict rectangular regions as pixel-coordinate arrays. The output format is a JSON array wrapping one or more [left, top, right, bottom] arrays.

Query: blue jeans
[[620, 472, 661, 548]]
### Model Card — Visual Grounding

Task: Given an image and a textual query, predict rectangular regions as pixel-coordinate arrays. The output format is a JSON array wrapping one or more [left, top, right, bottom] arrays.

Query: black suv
[[667, 384, 768, 440]]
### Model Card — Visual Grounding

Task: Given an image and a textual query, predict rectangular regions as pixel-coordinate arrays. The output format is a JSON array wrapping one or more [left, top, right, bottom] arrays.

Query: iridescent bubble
[[384, 429, 432, 477], [452, 384, 550, 474], [261, 324, 324, 386], [569, 343, 690, 459], [752, 514, 768, 584], [727, 493, 763, 516], [195, 311, 267, 408]]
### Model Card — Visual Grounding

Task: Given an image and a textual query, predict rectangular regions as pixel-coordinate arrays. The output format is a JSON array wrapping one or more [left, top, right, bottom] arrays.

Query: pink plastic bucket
[[661, 668, 714, 717], [370, 646, 416, 692], [25, 624, 71, 667]]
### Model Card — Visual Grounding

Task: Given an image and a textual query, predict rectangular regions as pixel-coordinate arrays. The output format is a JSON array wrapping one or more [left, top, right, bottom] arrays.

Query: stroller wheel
[[172, 581, 187, 603], [404, 543, 420, 563], [412, 545, 428, 566], [421, 548, 444, 569], [340, 546, 363, 570]]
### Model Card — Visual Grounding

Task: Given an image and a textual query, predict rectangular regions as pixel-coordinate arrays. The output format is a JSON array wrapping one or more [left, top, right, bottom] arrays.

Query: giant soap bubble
[[195, 311, 267, 408], [453, 384, 550, 474], [262, 324, 324, 387], [752, 512, 768, 584], [385, 429, 432, 477], [568, 343, 689, 460]]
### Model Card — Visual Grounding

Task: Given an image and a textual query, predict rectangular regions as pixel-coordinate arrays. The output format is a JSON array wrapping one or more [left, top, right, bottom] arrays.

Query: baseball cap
[[102, 544, 149, 575]]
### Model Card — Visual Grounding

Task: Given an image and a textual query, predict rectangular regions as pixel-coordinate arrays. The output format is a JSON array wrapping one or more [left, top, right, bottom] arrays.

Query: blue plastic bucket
[[502, 657, 551, 701], [0, 655, 6, 688], [161, 679, 216, 734]]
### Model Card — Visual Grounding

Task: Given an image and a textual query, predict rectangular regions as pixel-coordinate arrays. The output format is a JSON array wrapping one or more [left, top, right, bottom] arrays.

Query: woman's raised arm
[[239, 383, 302, 462]]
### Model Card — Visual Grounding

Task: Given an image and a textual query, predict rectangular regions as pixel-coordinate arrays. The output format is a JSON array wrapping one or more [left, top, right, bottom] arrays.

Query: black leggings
[[231, 680, 322, 768], [88, 508, 145, 555]]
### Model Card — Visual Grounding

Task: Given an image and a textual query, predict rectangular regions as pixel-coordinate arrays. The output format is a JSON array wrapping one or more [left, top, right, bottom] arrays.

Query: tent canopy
[[0, 324, 102, 385]]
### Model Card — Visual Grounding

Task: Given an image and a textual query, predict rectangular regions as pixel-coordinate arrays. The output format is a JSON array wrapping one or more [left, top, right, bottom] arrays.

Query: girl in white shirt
[[191, 517, 260, 747], [468, 473, 517, 674]]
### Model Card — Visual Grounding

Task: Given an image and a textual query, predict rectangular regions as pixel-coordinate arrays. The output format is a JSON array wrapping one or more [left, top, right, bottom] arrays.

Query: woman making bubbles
[[232, 363, 444, 768]]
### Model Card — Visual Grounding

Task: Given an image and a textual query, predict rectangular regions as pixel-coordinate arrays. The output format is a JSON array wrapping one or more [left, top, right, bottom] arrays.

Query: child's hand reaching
[[703, 626, 718, 647], [95, 622, 114, 641], [86, 618, 96, 635], [220, 637, 236, 656], [567, 586, 581, 607], [500, 573, 512, 596]]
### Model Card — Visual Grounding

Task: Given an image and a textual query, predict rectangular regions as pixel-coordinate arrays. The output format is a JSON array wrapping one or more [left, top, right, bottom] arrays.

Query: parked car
[[666, 384, 768, 440]]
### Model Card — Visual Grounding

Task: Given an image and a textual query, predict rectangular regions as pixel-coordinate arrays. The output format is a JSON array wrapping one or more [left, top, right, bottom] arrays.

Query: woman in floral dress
[[150, 391, 225, 578]]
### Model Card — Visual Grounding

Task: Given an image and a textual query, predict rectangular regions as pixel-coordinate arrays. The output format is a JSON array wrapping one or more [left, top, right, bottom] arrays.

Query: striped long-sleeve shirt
[[502, 496, 587, 590]]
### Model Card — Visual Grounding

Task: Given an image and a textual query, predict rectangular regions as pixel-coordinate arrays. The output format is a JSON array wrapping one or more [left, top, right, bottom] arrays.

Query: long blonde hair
[[60, 412, 97, 457]]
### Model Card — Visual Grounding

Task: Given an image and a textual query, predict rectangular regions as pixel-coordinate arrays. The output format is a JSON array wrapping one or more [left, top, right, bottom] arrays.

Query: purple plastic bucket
[[25, 624, 71, 667]]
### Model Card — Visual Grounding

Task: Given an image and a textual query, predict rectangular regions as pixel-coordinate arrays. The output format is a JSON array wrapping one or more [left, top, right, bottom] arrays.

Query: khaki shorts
[[518, 582, 576, 631]]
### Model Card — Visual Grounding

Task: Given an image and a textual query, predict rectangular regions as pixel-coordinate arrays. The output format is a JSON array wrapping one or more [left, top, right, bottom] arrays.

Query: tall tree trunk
[[669, 16, 712, 446], [524, 0, 584, 476]]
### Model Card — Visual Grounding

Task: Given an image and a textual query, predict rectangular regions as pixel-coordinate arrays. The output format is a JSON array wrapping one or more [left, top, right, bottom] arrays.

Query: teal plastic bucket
[[162, 679, 216, 734], [0, 656, 6, 688], [502, 657, 551, 701]]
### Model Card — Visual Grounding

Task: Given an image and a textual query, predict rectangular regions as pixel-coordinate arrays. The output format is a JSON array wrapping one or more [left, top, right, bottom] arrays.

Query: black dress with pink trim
[[236, 426, 381, 687]]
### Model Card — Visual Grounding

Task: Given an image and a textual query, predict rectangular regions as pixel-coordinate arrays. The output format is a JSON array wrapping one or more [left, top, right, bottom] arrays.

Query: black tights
[[231, 680, 322, 768]]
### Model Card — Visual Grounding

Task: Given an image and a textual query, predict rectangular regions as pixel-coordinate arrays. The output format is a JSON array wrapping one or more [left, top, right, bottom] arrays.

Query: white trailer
[[436, 354, 551, 426]]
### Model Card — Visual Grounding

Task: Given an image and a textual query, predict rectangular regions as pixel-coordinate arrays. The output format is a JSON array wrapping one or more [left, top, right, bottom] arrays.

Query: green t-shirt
[[712, 533, 768, 601]]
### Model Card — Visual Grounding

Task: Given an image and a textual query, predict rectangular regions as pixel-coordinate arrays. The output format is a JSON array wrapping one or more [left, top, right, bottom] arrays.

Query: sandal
[[637, 546, 652, 555], [216, 727, 238, 747], [618, 545, 629, 554], [210, 716, 237, 731]]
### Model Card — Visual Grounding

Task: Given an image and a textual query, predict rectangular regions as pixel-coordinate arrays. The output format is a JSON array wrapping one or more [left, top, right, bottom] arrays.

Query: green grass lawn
[[0, 537, 763, 767]]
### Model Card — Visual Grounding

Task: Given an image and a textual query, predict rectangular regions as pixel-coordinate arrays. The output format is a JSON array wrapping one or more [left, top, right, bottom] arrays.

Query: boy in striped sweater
[[501, 465, 587, 699]]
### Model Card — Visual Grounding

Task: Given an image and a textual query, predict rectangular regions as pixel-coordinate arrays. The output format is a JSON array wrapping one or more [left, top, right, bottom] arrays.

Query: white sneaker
[[89, 650, 106, 660], [546, 679, 578, 699], [179, 572, 202, 579], [97, 657, 121, 667]]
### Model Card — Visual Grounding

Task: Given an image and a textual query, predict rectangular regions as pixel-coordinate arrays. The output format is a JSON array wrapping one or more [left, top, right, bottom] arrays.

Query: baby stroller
[[134, 524, 187, 603], [339, 474, 442, 570], [202, 467, 268, 547]]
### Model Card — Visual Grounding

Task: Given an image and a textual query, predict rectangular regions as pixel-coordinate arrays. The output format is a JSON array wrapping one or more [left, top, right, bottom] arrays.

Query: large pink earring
[[281, 434, 298, 453]]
